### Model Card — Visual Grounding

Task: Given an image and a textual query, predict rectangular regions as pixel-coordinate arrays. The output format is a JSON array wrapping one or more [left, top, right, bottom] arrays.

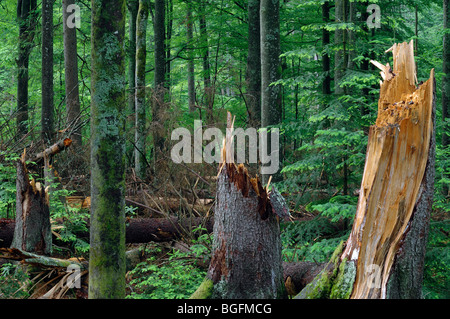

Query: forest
[[0, 0, 448, 301]]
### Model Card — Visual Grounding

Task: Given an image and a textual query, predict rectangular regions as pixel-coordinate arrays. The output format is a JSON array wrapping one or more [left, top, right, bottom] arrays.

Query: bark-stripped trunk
[[297, 41, 436, 299], [11, 152, 52, 255]]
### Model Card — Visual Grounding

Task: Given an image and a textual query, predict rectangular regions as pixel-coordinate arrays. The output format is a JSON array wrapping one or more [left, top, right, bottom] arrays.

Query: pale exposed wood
[[341, 41, 435, 298]]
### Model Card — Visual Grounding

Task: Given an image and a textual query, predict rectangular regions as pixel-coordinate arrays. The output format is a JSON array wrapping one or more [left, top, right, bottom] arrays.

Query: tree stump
[[11, 152, 52, 255]]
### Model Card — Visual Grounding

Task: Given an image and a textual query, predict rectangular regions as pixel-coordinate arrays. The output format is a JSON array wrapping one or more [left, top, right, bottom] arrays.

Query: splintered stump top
[[341, 41, 435, 299]]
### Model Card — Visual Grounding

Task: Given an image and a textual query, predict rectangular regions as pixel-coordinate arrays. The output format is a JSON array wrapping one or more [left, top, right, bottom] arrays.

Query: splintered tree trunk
[[191, 114, 286, 299], [11, 152, 52, 255], [297, 41, 436, 299]]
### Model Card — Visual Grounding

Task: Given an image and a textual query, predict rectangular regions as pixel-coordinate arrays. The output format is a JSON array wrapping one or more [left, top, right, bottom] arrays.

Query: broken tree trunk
[[191, 113, 287, 299], [296, 41, 436, 299], [11, 152, 52, 255]]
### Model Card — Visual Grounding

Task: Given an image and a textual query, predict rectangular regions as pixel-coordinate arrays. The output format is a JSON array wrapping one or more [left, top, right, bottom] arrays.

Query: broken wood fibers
[[205, 112, 285, 298], [341, 41, 435, 299]]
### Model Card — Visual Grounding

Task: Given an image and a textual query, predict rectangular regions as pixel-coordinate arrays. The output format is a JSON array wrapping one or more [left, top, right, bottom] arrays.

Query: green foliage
[[423, 220, 450, 299], [127, 226, 211, 299], [0, 153, 18, 219], [0, 263, 31, 299]]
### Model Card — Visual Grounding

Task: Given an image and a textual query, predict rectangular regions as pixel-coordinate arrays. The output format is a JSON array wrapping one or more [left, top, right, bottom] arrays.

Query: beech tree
[[89, 0, 127, 299]]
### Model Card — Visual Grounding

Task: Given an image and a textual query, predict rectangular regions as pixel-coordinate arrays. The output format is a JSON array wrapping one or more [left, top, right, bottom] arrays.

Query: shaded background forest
[[0, 0, 448, 298]]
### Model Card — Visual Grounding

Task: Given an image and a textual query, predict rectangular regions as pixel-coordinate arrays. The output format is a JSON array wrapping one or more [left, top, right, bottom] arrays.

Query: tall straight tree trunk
[[322, 1, 331, 97], [199, 0, 213, 124], [443, 0, 450, 196], [153, 0, 166, 163], [89, 0, 127, 299], [334, 0, 347, 95], [260, 0, 281, 184], [63, 0, 82, 147], [297, 42, 436, 299], [165, 0, 173, 94], [126, 0, 139, 166], [16, 0, 37, 137], [246, 0, 261, 128], [186, 3, 196, 113], [134, 0, 149, 179], [41, 0, 54, 144]]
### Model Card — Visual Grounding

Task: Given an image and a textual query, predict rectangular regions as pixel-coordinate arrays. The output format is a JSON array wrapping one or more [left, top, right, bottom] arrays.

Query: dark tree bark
[[41, 0, 54, 144], [193, 163, 286, 299], [186, 3, 196, 113], [334, 0, 348, 95], [198, 0, 213, 124], [89, 0, 127, 299], [260, 0, 282, 184], [63, 0, 82, 147], [11, 154, 52, 255], [16, 0, 38, 137], [126, 0, 139, 167], [246, 0, 261, 128], [443, 0, 450, 196], [153, 0, 166, 162], [321, 1, 331, 97], [134, 0, 149, 179]]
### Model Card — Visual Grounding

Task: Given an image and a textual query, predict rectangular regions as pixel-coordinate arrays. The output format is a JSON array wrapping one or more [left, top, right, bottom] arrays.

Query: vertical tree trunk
[[186, 3, 196, 113], [443, 0, 450, 196], [322, 1, 331, 97], [16, 0, 37, 137], [41, 0, 54, 144], [153, 0, 166, 162], [260, 0, 281, 184], [63, 0, 82, 147], [126, 0, 139, 167], [199, 0, 213, 124], [89, 0, 127, 299], [297, 42, 436, 299], [134, 0, 149, 179], [246, 0, 261, 128], [334, 0, 347, 95], [11, 153, 52, 255]]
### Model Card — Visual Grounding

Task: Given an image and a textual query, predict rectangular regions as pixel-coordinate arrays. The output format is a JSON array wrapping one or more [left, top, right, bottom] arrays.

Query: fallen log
[[0, 217, 214, 247]]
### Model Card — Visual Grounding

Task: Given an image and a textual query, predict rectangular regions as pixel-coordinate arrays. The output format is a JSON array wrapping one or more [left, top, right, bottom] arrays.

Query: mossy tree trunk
[[296, 41, 436, 299], [89, 0, 127, 299], [134, 0, 149, 179]]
